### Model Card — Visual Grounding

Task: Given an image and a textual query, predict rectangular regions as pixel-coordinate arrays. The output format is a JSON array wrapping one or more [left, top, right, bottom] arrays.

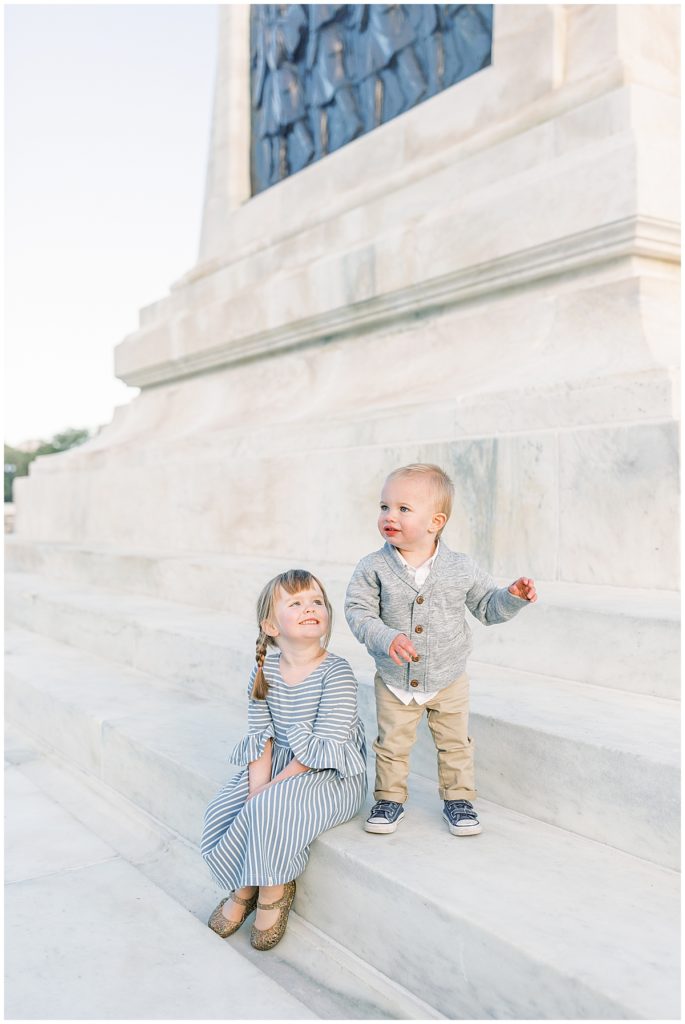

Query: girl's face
[[262, 583, 329, 644]]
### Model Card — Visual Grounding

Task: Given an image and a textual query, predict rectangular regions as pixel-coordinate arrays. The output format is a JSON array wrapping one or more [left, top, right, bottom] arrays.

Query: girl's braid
[[253, 629, 269, 700], [256, 631, 268, 668]]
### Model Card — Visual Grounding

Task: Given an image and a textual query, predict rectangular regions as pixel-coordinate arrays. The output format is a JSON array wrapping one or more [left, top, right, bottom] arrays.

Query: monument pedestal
[[14, 4, 679, 590]]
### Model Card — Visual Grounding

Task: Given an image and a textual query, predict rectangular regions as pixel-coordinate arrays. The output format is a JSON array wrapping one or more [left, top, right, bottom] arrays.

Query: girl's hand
[[388, 633, 418, 665], [508, 577, 537, 602], [247, 758, 309, 802]]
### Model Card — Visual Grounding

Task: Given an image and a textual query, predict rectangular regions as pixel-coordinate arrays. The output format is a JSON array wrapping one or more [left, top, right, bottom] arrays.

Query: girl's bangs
[[278, 570, 320, 595]]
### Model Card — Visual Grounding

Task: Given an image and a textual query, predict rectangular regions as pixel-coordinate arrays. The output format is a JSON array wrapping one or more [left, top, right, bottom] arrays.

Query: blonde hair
[[384, 463, 454, 538], [252, 569, 333, 700]]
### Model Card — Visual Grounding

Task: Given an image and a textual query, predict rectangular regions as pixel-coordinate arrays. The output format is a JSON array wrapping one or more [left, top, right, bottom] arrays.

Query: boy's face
[[378, 475, 446, 552]]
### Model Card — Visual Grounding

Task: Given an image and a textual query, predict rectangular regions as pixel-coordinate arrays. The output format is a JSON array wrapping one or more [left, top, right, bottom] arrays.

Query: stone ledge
[[5, 539, 680, 698], [12, 418, 679, 589], [5, 582, 680, 866], [116, 213, 679, 389]]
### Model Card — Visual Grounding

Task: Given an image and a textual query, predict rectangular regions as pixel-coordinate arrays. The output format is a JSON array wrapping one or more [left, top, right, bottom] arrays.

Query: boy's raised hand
[[388, 633, 418, 665], [508, 577, 538, 602]]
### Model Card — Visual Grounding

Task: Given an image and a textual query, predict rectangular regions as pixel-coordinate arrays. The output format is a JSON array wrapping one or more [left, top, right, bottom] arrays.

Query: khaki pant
[[373, 672, 476, 803]]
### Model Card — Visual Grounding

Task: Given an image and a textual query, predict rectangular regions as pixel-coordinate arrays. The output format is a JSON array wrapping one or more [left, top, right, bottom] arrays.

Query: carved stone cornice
[[116, 214, 679, 389]]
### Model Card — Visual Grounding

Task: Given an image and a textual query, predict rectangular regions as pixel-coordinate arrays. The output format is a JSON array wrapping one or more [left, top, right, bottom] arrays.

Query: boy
[[344, 463, 537, 836]]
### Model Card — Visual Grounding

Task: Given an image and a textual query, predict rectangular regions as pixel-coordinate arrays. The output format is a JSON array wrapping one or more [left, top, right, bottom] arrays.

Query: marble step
[[3, 637, 679, 1020], [4, 730, 317, 1021], [5, 725, 439, 1021], [5, 538, 679, 698], [5, 577, 679, 867]]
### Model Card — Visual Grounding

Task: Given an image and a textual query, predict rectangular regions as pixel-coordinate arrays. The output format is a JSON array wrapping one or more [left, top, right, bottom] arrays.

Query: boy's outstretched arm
[[466, 559, 537, 625], [345, 560, 402, 658]]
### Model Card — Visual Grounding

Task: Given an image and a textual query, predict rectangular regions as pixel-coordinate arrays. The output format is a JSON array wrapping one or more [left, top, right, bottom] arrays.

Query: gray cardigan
[[344, 540, 528, 693]]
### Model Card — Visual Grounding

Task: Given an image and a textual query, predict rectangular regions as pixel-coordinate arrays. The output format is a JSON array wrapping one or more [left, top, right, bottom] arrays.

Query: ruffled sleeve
[[229, 722, 275, 766], [228, 664, 275, 765], [286, 657, 366, 779], [286, 720, 366, 779]]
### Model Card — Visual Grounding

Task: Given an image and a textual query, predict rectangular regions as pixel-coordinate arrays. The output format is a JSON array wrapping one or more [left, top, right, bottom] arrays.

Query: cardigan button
[[416, 596, 424, 604], [410, 680, 419, 687], [411, 655, 420, 663], [415, 625, 423, 633]]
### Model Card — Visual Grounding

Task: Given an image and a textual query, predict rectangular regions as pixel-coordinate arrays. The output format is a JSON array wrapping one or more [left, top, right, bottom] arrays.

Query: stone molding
[[117, 213, 678, 389]]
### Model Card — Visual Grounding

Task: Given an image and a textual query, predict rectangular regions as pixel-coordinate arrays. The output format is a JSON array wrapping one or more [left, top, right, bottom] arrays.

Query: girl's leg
[[221, 885, 258, 924], [201, 771, 251, 889], [246, 768, 363, 931], [254, 884, 285, 930]]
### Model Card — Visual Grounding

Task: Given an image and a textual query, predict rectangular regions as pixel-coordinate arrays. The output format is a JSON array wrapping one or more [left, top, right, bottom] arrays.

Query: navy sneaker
[[364, 799, 405, 834], [443, 799, 482, 836]]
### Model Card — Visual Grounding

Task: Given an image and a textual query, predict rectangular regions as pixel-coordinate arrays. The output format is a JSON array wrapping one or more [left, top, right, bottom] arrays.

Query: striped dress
[[201, 651, 367, 890]]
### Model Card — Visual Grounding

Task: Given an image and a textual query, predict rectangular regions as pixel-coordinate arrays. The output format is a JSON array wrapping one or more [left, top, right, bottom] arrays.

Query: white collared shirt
[[386, 541, 440, 705]]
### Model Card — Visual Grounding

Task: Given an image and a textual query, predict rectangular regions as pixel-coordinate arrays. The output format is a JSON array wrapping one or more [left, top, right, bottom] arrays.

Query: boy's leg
[[373, 673, 424, 803], [425, 673, 476, 801]]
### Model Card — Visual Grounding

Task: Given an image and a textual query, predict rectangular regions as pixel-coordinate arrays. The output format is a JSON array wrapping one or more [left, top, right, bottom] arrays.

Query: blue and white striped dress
[[201, 651, 367, 889]]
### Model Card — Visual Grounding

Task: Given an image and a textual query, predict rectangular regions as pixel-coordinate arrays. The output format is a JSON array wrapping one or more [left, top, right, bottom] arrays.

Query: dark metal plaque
[[250, 4, 493, 194]]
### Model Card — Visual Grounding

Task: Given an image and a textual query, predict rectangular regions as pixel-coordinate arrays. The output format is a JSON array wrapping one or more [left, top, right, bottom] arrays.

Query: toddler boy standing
[[344, 463, 537, 836]]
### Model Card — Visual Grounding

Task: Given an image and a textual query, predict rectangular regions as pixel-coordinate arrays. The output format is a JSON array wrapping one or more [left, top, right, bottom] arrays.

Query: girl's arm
[[284, 659, 366, 780], [248, 754, 309, 800], [248, 737, 273, 795], [228, 665, 276, 782], [271, 757, 309, 784]]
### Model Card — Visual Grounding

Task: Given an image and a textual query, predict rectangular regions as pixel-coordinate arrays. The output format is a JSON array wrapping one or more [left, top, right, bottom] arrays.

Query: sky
[[4, 4, 219, 447]]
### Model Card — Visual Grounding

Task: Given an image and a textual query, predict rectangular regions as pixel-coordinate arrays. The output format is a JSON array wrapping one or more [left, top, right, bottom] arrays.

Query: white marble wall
[[14, 4, 680, 592]]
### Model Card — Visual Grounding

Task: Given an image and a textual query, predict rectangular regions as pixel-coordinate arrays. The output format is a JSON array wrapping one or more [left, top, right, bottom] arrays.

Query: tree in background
[[4, 428, 91, 502]]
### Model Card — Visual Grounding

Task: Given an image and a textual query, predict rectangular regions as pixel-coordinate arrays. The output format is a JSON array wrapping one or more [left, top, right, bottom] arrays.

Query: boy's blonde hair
[[384, 463, 454, 538], [253, 569, 333, 700]]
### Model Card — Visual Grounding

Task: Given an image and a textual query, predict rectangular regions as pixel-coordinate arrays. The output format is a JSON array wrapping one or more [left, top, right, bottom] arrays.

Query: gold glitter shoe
[[250, 880, 296, 951], [207, 889, 258, 938]]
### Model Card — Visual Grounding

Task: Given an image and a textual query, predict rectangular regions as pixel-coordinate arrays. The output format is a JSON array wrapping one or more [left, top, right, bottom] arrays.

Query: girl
[[201, 569, 367, 951]]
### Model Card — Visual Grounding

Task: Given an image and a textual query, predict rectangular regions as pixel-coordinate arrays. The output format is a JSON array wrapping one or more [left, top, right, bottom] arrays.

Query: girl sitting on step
[[201, 569, 367, 951]]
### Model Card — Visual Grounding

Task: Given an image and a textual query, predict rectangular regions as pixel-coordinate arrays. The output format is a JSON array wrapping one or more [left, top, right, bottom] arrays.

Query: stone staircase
[[5, 722, 430, 1021], [6, 721, 320, 1020], [4, 537, 680, 1019]]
